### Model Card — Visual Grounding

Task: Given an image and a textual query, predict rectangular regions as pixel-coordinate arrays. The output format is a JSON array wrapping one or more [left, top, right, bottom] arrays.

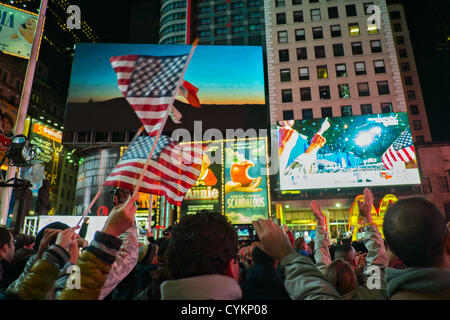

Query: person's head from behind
[[334, 244, 356, 267], [14, 234, 35, 250], [251, 246, 275, 268], [0, 227, 15, 263], [324, 258, 358, 296], [383, 197, 450, 268], [294, 237, 308, 252], [167, 211, 239, 281]]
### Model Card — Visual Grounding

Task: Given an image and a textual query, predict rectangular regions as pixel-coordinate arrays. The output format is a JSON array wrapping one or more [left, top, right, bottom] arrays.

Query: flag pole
[[147, 194, 153, 238], [131, 39, 198, 198], [75, 126, 145, 227]]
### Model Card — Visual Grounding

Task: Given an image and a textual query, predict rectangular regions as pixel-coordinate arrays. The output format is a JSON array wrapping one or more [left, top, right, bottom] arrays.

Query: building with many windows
[[159, 0, 266, 47], [264, 0, 428, 237], [266, 0, 408, 125]]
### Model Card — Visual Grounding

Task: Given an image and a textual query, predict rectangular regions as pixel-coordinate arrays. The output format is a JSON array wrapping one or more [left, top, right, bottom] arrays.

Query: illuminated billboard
[[0, 99, 18, 170], [181, 141, 223, 215], [180, 137, 271, 224], [278, 112, 420, 191], [64, 43, 266, 133], [0, 4, 38, 59], [28, 120, 63, 187]]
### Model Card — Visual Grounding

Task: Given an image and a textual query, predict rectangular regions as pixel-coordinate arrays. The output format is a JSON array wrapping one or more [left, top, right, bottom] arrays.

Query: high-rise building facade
[[265, 0, 409, 126], [159, 0, 266, 47], [264, 0, 428, 237]]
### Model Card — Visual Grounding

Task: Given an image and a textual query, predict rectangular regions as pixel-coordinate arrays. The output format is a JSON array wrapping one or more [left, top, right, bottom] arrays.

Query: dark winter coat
[[240, 263, 291, 300]]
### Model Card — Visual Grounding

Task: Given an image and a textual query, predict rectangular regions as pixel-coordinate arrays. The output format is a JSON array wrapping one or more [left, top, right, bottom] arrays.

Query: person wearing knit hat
[[138, 244, 158, 265]]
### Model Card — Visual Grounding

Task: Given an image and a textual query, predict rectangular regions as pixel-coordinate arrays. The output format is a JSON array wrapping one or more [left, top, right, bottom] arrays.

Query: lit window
[[374, 60, 386, 73], [276, 0, 285, 7], [354, 62, 367, 75], [278, 31, 288, 43], [367, 24, 379, 34], [295, 29, 305, 41], [317, 65, 328, 79], [370, 40, 382, 53], [330, 25, 341, 37], [311, 9, 321, 21], [336, 64, 347, 77], [338, 84, 350, 99], [358, 82, 370, 97], [349, 23, 360, 36], [298, 67, 309, 80], [341, 105, 353, 116]]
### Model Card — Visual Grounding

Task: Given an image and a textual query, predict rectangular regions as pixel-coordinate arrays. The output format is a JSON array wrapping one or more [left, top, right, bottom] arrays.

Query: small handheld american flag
[[104, 135, 203, 206], [110, 54, 189, 136], [381, 129, 416, 170]]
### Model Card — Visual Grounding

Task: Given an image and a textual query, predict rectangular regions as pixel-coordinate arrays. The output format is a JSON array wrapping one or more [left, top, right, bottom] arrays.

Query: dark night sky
[[388, 0, 450, 141]]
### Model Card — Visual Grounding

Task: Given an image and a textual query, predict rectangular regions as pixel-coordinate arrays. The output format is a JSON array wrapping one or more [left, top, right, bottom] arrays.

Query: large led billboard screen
[[0, 4, 38, 59], [180, 137, 271, 224], [64, 43, 267, 135], [278, 112, 421, 191]]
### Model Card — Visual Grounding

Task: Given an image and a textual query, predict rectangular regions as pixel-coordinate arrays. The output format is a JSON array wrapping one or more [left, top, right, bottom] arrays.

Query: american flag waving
[[110, 54, 189, 136], [104, 135, 203, 206], [381, 130, 416, 170]]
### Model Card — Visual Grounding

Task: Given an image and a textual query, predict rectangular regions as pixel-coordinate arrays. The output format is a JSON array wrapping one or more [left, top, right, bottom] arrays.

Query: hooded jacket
[[160, 274, 242, 300], [386, 267, 450, 300]]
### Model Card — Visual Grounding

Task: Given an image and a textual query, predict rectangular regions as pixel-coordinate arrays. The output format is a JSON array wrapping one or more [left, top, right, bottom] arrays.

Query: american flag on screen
[[381, 130, 416, 170], [104, 135, 203, 206], [110, 54, 189, 136]]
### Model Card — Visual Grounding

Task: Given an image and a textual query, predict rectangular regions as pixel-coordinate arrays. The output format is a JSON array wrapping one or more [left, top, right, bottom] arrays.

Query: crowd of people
[[0, 188, 449, 300]]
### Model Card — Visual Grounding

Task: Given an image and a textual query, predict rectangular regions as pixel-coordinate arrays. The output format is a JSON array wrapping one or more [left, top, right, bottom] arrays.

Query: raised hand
[[37, 228, 62, 259], [252, 219, 295, 262], [102, 192, 140, 237], [55, 227, 80, 253], [310, 201, 326, 227], [358, 188, 374, 223]]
